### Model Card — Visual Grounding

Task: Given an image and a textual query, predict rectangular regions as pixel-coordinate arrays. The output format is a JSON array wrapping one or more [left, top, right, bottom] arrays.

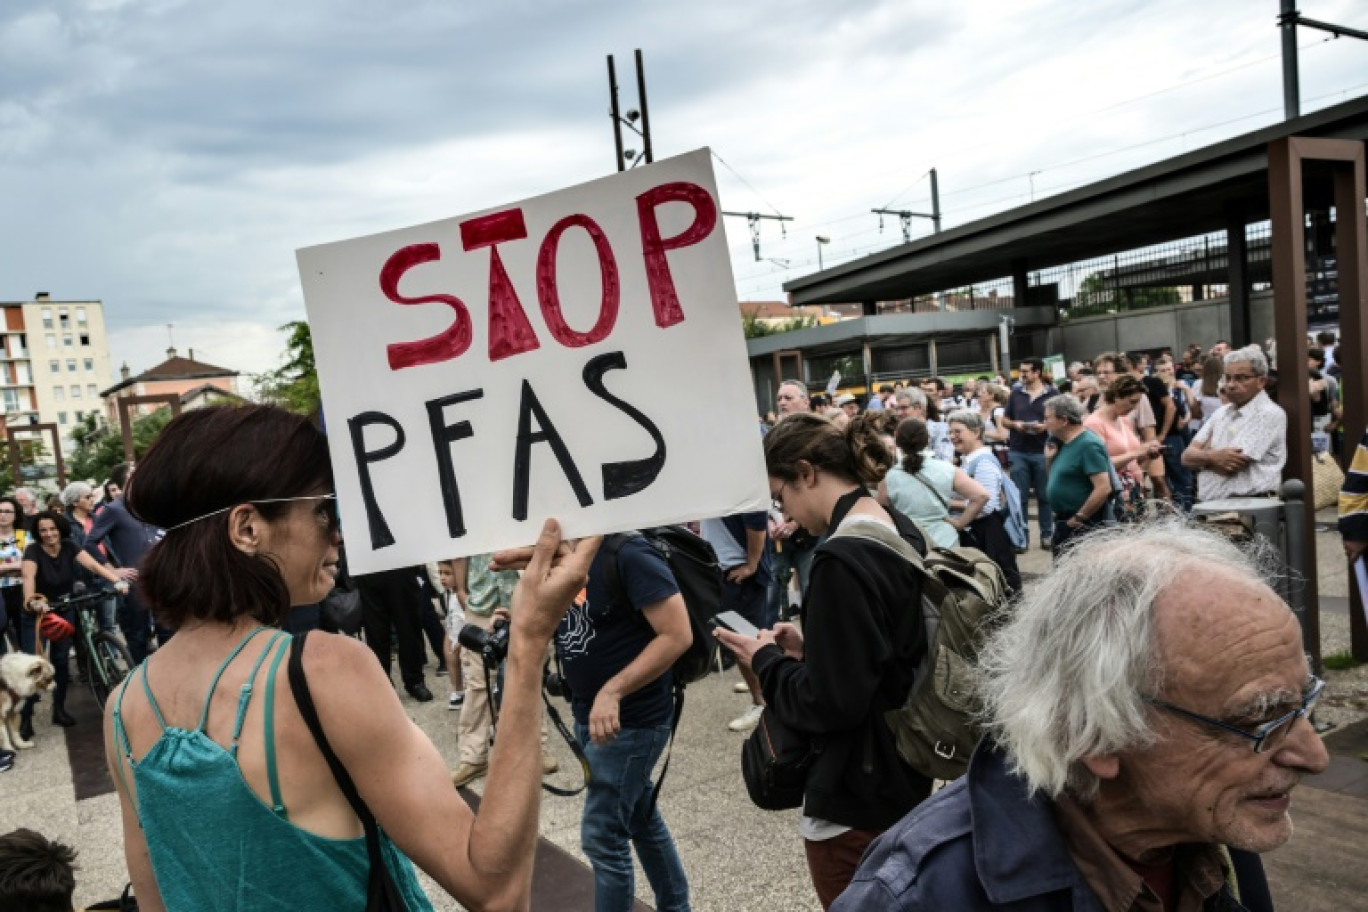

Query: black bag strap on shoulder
[[288, 631, 409, 911]]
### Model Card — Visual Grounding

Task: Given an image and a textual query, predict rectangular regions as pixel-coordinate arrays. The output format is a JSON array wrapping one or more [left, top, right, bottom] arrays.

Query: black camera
[[458, 617, 510, 669], [543, 662, 572, 700]]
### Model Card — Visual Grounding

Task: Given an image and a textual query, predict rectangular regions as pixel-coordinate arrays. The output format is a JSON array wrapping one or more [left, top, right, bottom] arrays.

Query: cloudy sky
[[1, 0, 1363, 382]]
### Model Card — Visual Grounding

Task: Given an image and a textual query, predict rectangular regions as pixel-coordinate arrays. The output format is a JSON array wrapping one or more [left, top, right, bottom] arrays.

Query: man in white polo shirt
[[1182, 345, 1286, 503]]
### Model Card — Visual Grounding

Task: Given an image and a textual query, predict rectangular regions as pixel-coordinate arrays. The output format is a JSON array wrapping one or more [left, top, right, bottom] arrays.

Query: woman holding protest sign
[[103, 404, 597, 912], [715, 413, 931, 909]]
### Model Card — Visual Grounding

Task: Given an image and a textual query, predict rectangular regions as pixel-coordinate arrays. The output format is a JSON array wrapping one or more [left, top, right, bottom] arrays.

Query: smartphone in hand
[[711, 610, 760, 640]]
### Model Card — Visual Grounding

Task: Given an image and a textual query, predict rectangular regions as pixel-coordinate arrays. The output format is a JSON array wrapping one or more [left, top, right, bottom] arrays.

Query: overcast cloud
[[0, 0, 1363, 380]]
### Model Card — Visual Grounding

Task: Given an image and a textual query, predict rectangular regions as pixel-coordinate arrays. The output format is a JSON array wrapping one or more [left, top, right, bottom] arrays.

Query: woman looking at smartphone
[[714, 413, 931, 909]]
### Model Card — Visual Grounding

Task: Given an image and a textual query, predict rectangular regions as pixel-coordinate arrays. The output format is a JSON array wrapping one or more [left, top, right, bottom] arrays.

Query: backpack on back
[[602, 526, 723, 684], [967, 449, 1028, 550], [601, 526, 725, 811], [830, 521, 1011, 781]]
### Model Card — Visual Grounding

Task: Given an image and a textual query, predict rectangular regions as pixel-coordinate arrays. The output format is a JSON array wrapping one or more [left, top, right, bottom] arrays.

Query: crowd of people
[[764, 335, 1317, 568], [0, 467, 154, 770], [0, 326, 1341, 910]]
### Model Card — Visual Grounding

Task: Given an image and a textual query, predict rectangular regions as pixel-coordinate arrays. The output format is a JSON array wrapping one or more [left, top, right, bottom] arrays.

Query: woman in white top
[[879, 419, 989, 549], [947, 409, 1023, 593]]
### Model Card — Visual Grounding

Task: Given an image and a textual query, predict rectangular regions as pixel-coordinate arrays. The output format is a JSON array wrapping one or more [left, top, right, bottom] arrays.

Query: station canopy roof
[[783, 94, 1368, 307]]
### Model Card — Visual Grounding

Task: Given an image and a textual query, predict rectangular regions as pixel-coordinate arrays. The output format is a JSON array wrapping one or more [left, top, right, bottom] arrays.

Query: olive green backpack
[[831, 522, 1011, 781]]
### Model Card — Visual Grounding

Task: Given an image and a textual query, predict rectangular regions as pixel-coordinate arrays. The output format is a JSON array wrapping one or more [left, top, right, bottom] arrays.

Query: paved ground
[[5, 513, 1368, 910]]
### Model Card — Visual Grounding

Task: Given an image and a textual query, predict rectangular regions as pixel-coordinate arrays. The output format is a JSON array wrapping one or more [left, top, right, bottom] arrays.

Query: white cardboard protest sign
[[299, 148, 769, 575]]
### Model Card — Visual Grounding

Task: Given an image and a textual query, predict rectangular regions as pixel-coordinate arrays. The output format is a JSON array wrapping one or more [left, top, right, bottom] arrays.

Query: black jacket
[[751, 490, 931, 831]]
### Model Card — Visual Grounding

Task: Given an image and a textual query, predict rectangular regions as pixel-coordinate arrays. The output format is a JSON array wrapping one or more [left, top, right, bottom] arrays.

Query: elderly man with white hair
[[1181, 345, 1287, 503], [892, 388, 953, 462], [832, 521, 1327, 911]]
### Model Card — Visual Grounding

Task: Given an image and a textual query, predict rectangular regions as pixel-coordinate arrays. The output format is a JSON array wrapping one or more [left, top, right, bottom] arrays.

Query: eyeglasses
[[166, 494, 338, 533], [1144, 675, 1324, 754], [1223, 373, 1257, 384], [770, 481, 790, 513]]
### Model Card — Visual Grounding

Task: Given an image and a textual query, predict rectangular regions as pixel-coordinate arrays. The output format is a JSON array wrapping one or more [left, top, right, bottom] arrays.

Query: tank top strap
[[227, 630, 288, 758], [197, 626, 268, 732], [111, 670, 140, 807], [138, 662, 168, 731], [261, 635, 294, 818]]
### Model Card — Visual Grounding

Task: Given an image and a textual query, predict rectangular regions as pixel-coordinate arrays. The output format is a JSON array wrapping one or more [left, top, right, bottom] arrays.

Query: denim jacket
[[831, 741, 1272, 912]]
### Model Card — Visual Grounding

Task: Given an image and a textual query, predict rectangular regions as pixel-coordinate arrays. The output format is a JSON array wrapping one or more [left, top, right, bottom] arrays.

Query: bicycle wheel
[[90, 633, 135, 709]]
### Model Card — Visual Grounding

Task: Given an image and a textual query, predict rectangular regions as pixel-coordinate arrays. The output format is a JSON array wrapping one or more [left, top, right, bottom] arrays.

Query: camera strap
[[539, 688, 590, 797], [481, 653, 590, 797]]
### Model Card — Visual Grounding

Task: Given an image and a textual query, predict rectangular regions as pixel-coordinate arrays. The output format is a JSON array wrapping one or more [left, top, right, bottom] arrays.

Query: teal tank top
[[112, 628, 434, 911]]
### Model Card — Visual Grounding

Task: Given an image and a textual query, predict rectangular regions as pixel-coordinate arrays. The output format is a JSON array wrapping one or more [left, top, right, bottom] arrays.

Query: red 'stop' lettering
[[380, 243, 473, 371], [636, 182, 718, 329], [461, 209, 541, 362]]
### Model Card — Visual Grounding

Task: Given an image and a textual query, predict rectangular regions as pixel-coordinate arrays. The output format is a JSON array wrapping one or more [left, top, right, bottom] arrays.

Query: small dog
[[0, 652, 56, 750]]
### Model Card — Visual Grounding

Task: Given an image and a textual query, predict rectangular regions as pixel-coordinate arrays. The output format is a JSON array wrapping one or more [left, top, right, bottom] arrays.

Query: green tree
[[742, 312, 819, 339], [255, 320, 320, 416], [1073, 273, 1180, 315], [68, 408, 175, 483]]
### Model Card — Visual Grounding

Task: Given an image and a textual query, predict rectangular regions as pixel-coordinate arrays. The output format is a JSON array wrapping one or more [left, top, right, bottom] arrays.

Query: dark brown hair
[[128, 405, 332, 628], [1103, 374, 1146, 404], [0, 828, 77, 912], [764, 412, 892, 487], [895, 418, 930, 475], [28, 511, 71, 542]]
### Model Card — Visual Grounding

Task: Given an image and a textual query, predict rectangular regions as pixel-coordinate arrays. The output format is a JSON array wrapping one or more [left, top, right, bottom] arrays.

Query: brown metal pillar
[[1330, 143, 1368, 660], [1268, 136, 1368, 664], [117, 394, 183, 462], [1268, 138, 1317, 666]]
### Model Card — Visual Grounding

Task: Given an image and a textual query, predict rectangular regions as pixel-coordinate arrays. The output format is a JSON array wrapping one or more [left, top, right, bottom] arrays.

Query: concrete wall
[[1056, 290, 1274, 361]]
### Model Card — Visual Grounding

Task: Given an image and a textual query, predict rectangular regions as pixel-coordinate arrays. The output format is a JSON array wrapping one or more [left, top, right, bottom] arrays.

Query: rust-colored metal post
[[117, 394, 183, 462], [1268, 135, 1368, 664], [1268, 137, 1318, 668], [1330, 143, 1368, 661]]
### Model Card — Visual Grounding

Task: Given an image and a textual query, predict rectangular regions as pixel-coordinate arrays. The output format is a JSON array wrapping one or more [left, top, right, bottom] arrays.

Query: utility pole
[[1278, 2, 1368, 120], [607, 56, 625, 171], [1281, 0, 1301, 119], [872, 167, 943, 242], [722, 211, 794, 261], [606, 50, 655, 171]]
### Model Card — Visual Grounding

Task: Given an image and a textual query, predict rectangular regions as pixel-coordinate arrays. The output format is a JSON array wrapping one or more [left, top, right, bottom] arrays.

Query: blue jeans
[[575, 722, 691, 912], [117, 587, 173, 665], [768, 541, 814, 622], [1008, 450, 1053, 540], [19, 608, 74, 715], [1163, 432, 1195, 512]]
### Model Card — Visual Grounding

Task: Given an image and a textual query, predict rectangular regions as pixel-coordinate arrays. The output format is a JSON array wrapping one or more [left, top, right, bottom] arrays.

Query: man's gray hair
[[977, 520, 1270, 801], [894, 388, 927, 409], [1225, 345, 1269, 377], [778, 380, 809, 400], [946, 408, 982, 434], [1045, 394, 1086, 425], [60, 482, 93, 509]]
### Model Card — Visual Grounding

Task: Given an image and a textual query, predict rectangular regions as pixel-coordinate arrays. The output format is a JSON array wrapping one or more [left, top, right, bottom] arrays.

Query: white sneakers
[[448, 691, 465, 711], [733, 680, 750, 694], [728, 703, 765, 732]]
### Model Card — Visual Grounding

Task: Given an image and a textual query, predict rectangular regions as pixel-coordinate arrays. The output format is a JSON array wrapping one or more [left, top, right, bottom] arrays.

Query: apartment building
[[0, 292, 115, 451]]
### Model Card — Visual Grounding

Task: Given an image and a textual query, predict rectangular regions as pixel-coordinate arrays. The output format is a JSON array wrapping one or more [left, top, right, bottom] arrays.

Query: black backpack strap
[[601, 531, 636, 614], [641, 681, 685, 821], [288, 631, 408, 910]]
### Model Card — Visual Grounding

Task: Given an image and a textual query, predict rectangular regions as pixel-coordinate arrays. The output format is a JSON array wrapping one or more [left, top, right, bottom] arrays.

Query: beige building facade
[[0, 292, 115, 453]]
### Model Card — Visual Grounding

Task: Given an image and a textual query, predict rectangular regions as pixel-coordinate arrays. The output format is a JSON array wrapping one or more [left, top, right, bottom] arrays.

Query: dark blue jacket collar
[[968, 742, 1103, 909]]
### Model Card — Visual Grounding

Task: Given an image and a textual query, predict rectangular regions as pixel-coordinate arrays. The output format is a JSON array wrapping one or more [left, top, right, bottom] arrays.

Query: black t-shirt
[[24, 540, 82, 601], [556, 536, 680, 729], [1142, 376, 1170, 427]]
